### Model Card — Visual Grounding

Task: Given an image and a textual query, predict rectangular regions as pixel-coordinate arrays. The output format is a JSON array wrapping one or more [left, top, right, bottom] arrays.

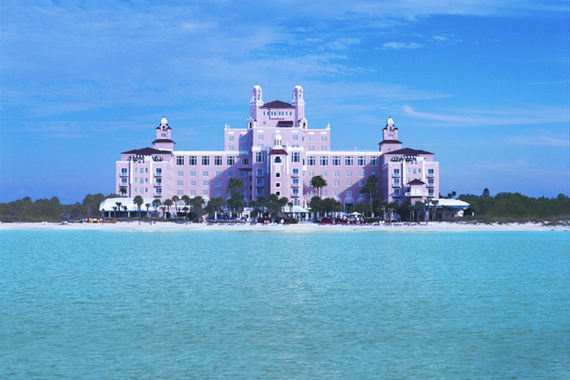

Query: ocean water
[[0, 230, 568, 379]]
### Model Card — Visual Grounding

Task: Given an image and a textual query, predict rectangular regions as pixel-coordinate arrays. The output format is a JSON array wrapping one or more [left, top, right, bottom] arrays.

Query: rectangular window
[[394, 188, 400, 196], [256, 188, 264, 196], [155, 168, 162, 176], [308, 146, 315, 151], [370, 157, 379, 165], [428, 178, 435, 186], [121, 168, 128, 175], [292, 152, 300, 162], [156, 188, 162, 195], [322, 190, 327, 196], [320, 156, 328, 166], [256, 168, 263, 176], [333, 180, 340, 186], [393, 178, 400, 186], [214, 156, 222, 165], [321, 146, 327, 151], [121, 178, 127, 185], [240, 171, 247, 178], [333, 156, 341, 166], [256, 178, 264, 185], [308, 136, 314, 142], [359, 171, 364, 177], [359, 180, 364, 187], [292, 168, 299, 176], [202, 171, 209, 177], [292, 134, 299, 140], [177, 190, 183, 195], [228, 135, 235, 141], [321, 135, 327, 142], [215, 180, 221, 187], [177, 180, 183, 186], [275, 182, 280, 188], [334, 171, 340, 177], [203, 190, 209, 195], [345, 156, 353, 166], [189, 156, 197, 165], [228, 170, 234, 177], [346, 171, 352, 177], [190, 171, 196, 177], [428, 188, 434, 195], [202, 156, 210, 165], [190, 180, 197, 186], [358, 156, 366, 165], [321, 171, 327, 177], [428, 168, 435, 176], [393, 168, 400, 176], [177, 171, 184, 177], [292, 188, 299, 196], [346, 180, 351, 186], [190, 189, 196, 195], [228, 145, 234, 151], [257, 133, 263, 140], [308, 156, 315, 166], [346, 190, 352, 196], [203, 180, 208, 186], [227, 156, 235, 165], [176, 156, 184, 165], [216, 171, 221, 177], [215, 190, 222, 196], [256, 152, 264, 163]]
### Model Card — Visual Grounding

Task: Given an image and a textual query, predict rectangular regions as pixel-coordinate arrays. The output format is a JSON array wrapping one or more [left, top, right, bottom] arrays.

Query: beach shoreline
[[0, 221, 568, 232]]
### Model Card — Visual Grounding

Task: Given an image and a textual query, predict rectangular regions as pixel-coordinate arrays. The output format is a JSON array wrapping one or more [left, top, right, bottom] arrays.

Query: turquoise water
[[1, 230, 568, 378]]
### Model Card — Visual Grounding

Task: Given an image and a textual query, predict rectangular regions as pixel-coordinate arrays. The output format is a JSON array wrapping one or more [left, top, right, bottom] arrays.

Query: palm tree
[[181, 195, 191, 217], [191, 196, 205, 222], [119, 186, 128, 197], [115, 202, 122, 218], [152, 199, 162, 219], [133, 195, 144, 218], [310, 175, 327, 198], [145, 203, 151, 223], [112, 206, 117, 219], [163, 199, 173, 219]]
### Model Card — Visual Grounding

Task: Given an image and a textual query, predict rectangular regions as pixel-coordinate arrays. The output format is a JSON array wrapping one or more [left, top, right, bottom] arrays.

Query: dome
[[160, 117, 168, 125]]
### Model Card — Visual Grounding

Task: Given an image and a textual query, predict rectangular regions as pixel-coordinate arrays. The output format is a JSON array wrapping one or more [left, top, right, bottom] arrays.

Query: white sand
[[0, 221, 568, 232]]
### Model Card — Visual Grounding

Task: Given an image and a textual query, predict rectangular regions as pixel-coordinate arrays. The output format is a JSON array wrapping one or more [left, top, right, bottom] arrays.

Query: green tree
[[163, 199, 173, 218], [310, 175, 327, 198], [82, 193, 105, 218], [205, 197, 225, 218], [133, 195, 144, 218]]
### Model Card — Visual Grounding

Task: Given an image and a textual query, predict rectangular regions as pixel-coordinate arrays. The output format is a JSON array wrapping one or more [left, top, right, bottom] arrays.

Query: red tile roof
[[121, 147, 171, 155], [269, 148, 288, 155], [260, 100, 294, 109]]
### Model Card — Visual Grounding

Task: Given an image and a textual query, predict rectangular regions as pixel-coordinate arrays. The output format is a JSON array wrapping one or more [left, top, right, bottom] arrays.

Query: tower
[[292, 85, 305, 125], [379, 116, 402, 153], [250, 84, 263, 121], [153, 116, 175, 151]]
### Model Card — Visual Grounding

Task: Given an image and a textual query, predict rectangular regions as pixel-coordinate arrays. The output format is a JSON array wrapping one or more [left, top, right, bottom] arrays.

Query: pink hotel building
[[116, 85, 439, 208]]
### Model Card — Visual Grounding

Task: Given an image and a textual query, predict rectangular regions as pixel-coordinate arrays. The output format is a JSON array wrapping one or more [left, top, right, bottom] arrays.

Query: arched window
[[274, 156, 282, 164]]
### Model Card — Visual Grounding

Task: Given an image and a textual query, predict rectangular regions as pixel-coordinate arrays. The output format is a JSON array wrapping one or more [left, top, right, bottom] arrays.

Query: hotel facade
[[115, 85, 439, 208]]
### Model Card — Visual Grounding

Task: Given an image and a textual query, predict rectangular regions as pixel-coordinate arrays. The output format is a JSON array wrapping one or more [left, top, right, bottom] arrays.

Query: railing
[[427, 172, 435, 177], [392, 173, 400, 177], [120, 172, 128, 177], [154, 172, 162, 177], [405, 191, 425, 197]]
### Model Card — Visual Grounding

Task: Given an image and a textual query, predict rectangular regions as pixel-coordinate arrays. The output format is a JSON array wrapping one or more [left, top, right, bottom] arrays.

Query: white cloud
[[380, 41, 424, 50]]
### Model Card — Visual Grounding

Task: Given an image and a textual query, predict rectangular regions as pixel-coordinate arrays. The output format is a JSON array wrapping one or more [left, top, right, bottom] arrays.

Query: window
[[190, 171, 196, 177], [308, 135, 314, 142], [334, 190, 339, 196], [320, 156, 328, 166], [274, 156, 282, 163], [216, 171, 221, 177], [308, 156, 315, 166], [228, 135, 235, 141], [321, 135, 327, 142], [275, 182, 280, 188], [177, 180, 183, 186], [256, 178, 264, 185], [256, 152, 264, 163], [346, 190, 352, 196], [241, 171, 247, 178], [308, 171, 315, 177], [358, 156, 366, 166], [322, 190, 327, 196], [413, 168, 417, 174], [203, 180, 208, 186], [256, 168, 263, 176], [177, 190, 183, 195], [333, 156, 341, 166], [189, 156, 197, 165], [228, 170, 234, 177], [275, 172, 280, 177], [345, 156, 353, 166], [257, 133, 263, 140], [156, 188, 162, 195], [155, 168, 162, 176], [228, 145, 234, 150], [346, 171, 352, 177], [428, 188, 434, 196], [190, 180, 197, 186], [428, 178, 435, 186], [177, 171, 184, 177], [321, 146, 327, 151], [145, 168, 148, 173], [241, 157, 248, 165], [202, 156, 210, 165], [333, 171, 340, 177], [276, 191, 280, 196], [214, 156, 222, 165], [156, 178, 162, 185], [292, 152, 300, 162], [227, 156, 235, 165], [121, 168, 128, 175], [308, 146, 315, 151], [359, 171, 364, 177], [215, 190, 222, 196], [393, 168, 400, 177], [292, 134, 299, 140], [428, 168, 435, 176], [292, 188, 299, 196], [321, 171, 327, 177], [121, 178, 127, 184], [292, 178, 299, 185], [176, 156, 184, 165], [215, 180, 221, 187], [359, 180, 364, 187], [333, 180, 340, 186], [346, 180, 351, 186], [393, 178, 400, 186], [202, 171, 209, 176], [370, 157, 379, 165], [190, 189, 196, 195], [394, 188, 400, 196], [292, 168, 299, 176], [256, 188, 264, 196], [203, 190, 209, 195]]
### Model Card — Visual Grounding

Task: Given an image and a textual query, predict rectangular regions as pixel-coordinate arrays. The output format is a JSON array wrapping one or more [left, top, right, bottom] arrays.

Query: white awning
[[99, 197, 158, 212], [435, 198, 470, 209], [284, 205, 309, 213]]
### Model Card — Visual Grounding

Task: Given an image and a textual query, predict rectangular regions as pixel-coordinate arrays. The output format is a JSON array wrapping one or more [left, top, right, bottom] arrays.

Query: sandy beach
[[0, 221, 568, 232]]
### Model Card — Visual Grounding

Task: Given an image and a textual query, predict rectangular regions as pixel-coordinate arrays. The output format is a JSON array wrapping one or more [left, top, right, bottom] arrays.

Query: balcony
[[427, 172, 435, 178], [405, 190, 426, 197], [392, 184, 400, 188], [155, 182, 162, 187], [392, 173, 400, 178], [120, 172, 128, 177], [154, 172, 162, 177]]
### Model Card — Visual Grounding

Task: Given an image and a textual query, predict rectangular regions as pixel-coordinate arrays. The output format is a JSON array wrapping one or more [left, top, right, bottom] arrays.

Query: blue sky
[[1, 0, 568, 203]]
